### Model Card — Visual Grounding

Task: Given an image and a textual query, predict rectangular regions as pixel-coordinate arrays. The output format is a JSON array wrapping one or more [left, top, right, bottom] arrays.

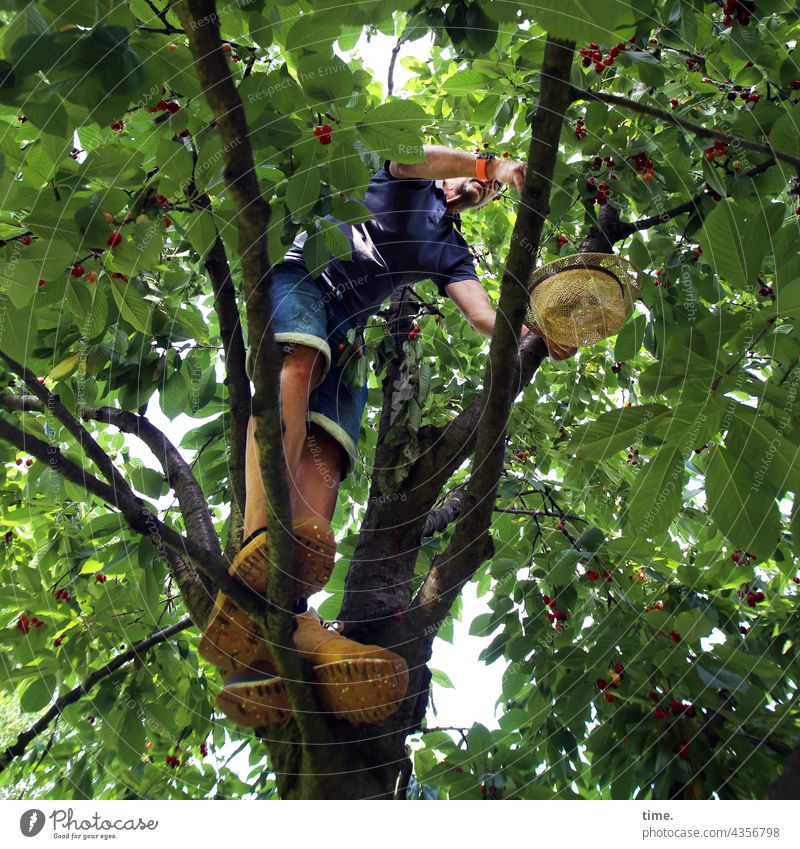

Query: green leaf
[[294, 52, 353, 104], [109, 279, 153, 335], [357, 100, 427, 163], [614, 312, 646, 361], [626, 447, 686, 538], [704, 445, 781, 560], [570, 404, 669, 461], [430, 668, 455, 689], [523, 0, 624, 44], [286, 167, 321, 217], [19, 675, 55, 713], [698, 201, 768, 289]]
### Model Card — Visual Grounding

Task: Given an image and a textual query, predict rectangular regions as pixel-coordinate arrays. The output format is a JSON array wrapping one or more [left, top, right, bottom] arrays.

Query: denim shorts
[[245, 260, 368, 478]]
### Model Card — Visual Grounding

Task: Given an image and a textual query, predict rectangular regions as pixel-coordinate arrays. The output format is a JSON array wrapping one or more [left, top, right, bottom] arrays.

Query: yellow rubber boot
[[216, 609, 409, 727], [199, 519, 335, 678]]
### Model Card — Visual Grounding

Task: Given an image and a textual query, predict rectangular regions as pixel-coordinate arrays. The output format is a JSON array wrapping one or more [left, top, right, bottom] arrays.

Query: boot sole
[[199, 524, 336, 677], [235, 525, 336, 598], [217, 657, 409, 727], [215, 677, 292, 728], [198, 592, 277, 678]]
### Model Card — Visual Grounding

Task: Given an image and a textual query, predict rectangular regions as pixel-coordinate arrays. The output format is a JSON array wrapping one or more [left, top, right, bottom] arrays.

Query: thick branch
[[82, 406, 220, 557], [0, 351, 135, 502], [197, 193, 250, 558], [573, 87, 800, 171], [0, 617, 192, 773], [173, 0, 322, 740], [765, 742, 800, 799], [405, 37, 576, 639], [0, 416, 262, 625]]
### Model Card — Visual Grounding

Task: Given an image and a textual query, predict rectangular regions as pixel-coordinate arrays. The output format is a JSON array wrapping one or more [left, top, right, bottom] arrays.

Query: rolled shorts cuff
[[307, 411, 358, 478], [245, 334, 332, 384]]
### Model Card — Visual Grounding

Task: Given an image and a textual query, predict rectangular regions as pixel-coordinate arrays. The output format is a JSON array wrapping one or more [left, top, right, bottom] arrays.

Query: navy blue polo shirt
[[283, 161, 478, 323]]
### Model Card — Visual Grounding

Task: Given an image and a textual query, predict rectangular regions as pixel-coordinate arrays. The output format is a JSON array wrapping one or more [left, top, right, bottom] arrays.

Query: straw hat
[[524, 252, 643, 347]]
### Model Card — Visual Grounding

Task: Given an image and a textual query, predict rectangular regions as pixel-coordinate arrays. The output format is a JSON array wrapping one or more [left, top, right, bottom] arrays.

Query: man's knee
[[281, 343, 326, 385]]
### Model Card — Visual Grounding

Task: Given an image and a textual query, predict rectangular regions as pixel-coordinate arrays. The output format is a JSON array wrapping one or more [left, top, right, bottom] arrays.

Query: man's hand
[[543, 337, 578, 361], [488, 157, 527, 194]]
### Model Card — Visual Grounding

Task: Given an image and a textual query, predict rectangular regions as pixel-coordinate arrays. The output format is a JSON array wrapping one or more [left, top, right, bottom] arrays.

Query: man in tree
[[199, 145, 576, 728]]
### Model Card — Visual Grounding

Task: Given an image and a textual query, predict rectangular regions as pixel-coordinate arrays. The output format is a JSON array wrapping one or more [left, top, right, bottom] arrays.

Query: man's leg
[[290, 424, 345, 523], [243, 344, 325, 538]]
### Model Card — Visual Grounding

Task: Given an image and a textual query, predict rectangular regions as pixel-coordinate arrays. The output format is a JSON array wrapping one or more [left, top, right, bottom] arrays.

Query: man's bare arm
[[444, 278, 577, 361], [389, 145, 527, 193]]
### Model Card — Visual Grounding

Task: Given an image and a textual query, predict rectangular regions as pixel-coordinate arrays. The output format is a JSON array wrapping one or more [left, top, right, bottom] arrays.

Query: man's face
[[442, 177, 501, 212]]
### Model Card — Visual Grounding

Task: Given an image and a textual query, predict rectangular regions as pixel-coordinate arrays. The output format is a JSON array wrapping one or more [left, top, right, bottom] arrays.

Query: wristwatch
[[475, 151, 496, 181]]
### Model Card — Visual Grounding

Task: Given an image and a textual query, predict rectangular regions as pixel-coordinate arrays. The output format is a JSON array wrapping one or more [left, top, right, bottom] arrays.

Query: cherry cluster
[[626, 448, 639, 465], [722, 0, 755, 26], [148, 99, 181, 115], [703, 138, 730, 162], [14, 457, 34, 467], [165, 754, 181, 769], [644, 599, 664, 612], [515, 448, 530, 464], [541, 594, 568, 630], [556, 234, 569, 248], [611, 361, 623, 374], [746, 589, 765, 608], [17, 613, 44, 634], [578, 41, 627, 73], [730, 549, 755, 564], [585, 569, 613, 582], [407, 322, 421, 341], [630, 151, 655, 181], [313, 123, 333, 145], [54, 587, 72, 602], [574, 116, 587, 139], [596, 663, 625, 703]]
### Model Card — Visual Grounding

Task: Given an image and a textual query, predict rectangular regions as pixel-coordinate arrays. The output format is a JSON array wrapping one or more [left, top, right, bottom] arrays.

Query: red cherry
[[165, 101, 181, 114], [547, 613, 555, 623], [684, 705, 696, 717], [793, 577, 800, 584], [179, 128, 191, 137], [586, 570, 599, 581], [554, 610, 568, 621], [555, 522, 564, 531], [85, 271, 97, 283], [792, 80, 800, 91], [670, 631, 681, 642], [614, 663, 624, 674], [110, 272, 128, 281], [596, 678, 608, 690], [670, 700, 683, 714], [15, 458, 22, 465], [25, 459, 33, 467], [675, 741, 690, 760], [502, 151, 509, 158], [54, 637, 63, 647], [110, 120, 124, 131], [758, 286, 772, 297], [20, 234, 32, 245], [648, 691, 659, 702], [337, 342, 346, 353], [157, 195, 170, 209], [199, 742, 208, 757], [71, 265, 85, 278], [95, 573, 107, 583], [602, 571, 612, 582], [107, 230, 123, 248], [38, 279, 46, 288], [654, 707, 669, 719], [87, 714, 96, 724], [542, 595, 551, 605], [731, 552, 739, 562], [603, 692, 615, 703], [163, 216, 172, 227]]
